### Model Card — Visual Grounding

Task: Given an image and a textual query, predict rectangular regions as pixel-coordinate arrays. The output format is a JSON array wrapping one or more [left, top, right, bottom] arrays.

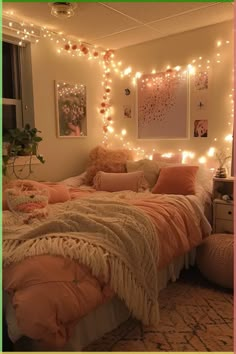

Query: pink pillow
[[85, 146, 133, 185], [43, 183, 70, 203], [93, 171, 148, 192], [152, 166, 199, 195], [5, 187, 49, 223], [3, 180, 70, 210], [153, 153, 182, 164]]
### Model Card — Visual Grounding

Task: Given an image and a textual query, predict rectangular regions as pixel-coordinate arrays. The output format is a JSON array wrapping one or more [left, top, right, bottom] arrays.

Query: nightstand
[[212, 177, 234, 234]]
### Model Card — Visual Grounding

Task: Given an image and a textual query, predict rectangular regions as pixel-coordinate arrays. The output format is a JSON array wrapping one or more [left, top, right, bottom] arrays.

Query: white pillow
[[126, 159, 160, 189], [61, 172, 87, 187]]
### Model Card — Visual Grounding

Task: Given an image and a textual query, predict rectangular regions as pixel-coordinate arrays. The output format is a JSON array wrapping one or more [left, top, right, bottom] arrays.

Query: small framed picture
[[55, 81, 87, 138], [193, 119, 208, 137], [123, 105, 132, 118]]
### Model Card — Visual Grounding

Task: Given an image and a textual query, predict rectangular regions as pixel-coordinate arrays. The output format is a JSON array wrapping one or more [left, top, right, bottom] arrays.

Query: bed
[[2, 154, 213, 351]]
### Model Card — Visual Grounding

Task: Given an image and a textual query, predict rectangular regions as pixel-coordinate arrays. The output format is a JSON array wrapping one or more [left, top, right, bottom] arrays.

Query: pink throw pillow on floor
[[93, 171, 148, 192], [152, 166, 199, 195]]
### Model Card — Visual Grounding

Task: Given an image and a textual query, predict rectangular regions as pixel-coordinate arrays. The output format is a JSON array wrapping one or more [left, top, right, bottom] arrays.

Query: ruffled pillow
[[85, 146, 133, 185], [93, 171, 148, 192], [3, 180, 70, 210], [5, 187, 49, 223]]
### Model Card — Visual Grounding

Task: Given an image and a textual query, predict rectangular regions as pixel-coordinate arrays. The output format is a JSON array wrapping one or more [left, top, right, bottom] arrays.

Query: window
[[2, 37, 35, 136]]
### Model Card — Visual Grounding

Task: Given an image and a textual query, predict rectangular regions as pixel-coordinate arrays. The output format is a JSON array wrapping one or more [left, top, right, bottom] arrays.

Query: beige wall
[[30, 39, 104, 181], [111, 21, 233, 165], [30, 21, 233, 181]]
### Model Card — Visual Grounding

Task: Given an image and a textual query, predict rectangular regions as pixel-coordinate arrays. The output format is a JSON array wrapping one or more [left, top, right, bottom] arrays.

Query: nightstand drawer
[[215, 203, 233, 221], [215, 219, 233, 234]]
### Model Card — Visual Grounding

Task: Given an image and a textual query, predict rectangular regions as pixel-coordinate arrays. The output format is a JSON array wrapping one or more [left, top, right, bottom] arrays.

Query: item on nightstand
[[222, 194, 232, 202], [196, 234, 233, 289], [215, 167, 227, 178]]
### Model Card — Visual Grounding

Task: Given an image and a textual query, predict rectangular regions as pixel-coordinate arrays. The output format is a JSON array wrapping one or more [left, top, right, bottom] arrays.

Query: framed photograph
[[123, 105, 132, 119], [55, 81, 87, 137], [137, 71, 189, 139], [193, 119, 208, 137], [194, 71, 208, 91]]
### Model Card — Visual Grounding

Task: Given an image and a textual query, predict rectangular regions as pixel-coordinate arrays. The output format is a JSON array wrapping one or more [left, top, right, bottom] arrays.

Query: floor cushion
[[196, 234, 233, 289]]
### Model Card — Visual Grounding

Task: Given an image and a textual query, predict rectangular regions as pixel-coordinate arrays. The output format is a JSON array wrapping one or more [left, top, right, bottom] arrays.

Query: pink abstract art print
[[137, 71, 188, 139]]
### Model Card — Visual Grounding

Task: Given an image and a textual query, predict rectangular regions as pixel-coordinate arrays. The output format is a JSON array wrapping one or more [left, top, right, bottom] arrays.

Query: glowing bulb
[[124, 67, 132, 75], [107, 126, 114, 133], [198, 156, 206, 164], [135, 72, 142, 79], [175, 66, 181, 71], [207, 147, 215, 157], [217, 41, 222, 47], [182, 151, 195, 163], [161, 153, 173, 158], [187, 64, 195, 75], [121, 129, 127, 136], [224, 134, 233, 142]]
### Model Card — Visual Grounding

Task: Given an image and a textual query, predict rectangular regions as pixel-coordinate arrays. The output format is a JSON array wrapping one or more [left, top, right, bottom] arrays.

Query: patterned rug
[[85, 267, 233, 352]]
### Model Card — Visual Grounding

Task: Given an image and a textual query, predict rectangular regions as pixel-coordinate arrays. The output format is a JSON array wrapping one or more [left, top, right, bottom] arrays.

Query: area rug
[[85, 267, 233, 352]]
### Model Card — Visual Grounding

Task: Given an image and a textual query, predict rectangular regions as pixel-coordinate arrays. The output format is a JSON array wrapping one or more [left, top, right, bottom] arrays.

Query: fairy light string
[[3, 12, 233, 168]]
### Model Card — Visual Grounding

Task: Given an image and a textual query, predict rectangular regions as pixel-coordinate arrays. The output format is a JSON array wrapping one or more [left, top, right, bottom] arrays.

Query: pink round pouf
[[196, 234, 233, 289]]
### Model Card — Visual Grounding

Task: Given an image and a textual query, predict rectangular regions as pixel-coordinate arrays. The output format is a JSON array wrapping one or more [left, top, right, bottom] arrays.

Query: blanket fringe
[[3, 236, 159, 326]]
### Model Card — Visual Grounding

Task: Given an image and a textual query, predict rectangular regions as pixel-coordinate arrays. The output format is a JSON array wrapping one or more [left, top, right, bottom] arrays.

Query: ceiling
[[2, 2, 234, 49]]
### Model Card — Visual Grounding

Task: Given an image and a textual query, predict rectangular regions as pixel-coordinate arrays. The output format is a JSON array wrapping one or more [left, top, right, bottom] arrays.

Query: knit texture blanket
[[3, 198, 159, 326]]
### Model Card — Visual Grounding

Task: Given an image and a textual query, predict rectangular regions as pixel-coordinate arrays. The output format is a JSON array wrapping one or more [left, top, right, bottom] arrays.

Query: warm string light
[[2, 14, 40, 44], [3, 13, 233, 168]]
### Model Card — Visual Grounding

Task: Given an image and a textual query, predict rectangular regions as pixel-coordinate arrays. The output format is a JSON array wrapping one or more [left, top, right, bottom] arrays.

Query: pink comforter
[[3, 188, 210, 348]]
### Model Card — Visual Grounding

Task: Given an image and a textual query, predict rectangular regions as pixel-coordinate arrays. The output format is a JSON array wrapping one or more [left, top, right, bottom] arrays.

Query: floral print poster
[[137, 71, 188, 139], [55, 81, 87, 137]]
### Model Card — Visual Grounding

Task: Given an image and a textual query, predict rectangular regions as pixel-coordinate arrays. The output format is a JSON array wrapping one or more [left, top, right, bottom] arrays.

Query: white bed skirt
[[5, 250, 196, 350]]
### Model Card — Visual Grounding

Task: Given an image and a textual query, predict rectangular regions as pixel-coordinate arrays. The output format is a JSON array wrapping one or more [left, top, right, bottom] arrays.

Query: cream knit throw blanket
[[3, 198, 159, 326]]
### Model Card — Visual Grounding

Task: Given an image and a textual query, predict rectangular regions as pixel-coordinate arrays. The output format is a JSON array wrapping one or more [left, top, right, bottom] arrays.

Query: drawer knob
[[228, 211, 232, 215]]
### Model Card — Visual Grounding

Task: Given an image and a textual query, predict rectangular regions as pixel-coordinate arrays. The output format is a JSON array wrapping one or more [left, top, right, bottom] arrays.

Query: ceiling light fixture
[[49, 2, 77, 19]]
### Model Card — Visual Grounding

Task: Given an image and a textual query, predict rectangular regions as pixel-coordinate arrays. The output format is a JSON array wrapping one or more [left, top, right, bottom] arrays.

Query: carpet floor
[[85, 267, 233, 352]]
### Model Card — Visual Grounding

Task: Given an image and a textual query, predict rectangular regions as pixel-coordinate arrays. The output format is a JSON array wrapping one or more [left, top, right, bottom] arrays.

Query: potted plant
[[3, 124, 45, 178], [215, 149, 231, 178]]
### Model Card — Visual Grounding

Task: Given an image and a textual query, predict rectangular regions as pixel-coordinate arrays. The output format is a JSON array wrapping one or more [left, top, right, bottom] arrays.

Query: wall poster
[[55, 81, 87, 137], [137, 70, 189, 139]]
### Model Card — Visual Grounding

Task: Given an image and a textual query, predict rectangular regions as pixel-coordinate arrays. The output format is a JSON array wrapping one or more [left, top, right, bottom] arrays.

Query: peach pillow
[[85, 146, 133, 185], [43, 183, 70, 204], [153, 153, 182, 164], [93, 171, 148, 192], [3, 180, 70, 210], [152, 166, 199, 195]]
